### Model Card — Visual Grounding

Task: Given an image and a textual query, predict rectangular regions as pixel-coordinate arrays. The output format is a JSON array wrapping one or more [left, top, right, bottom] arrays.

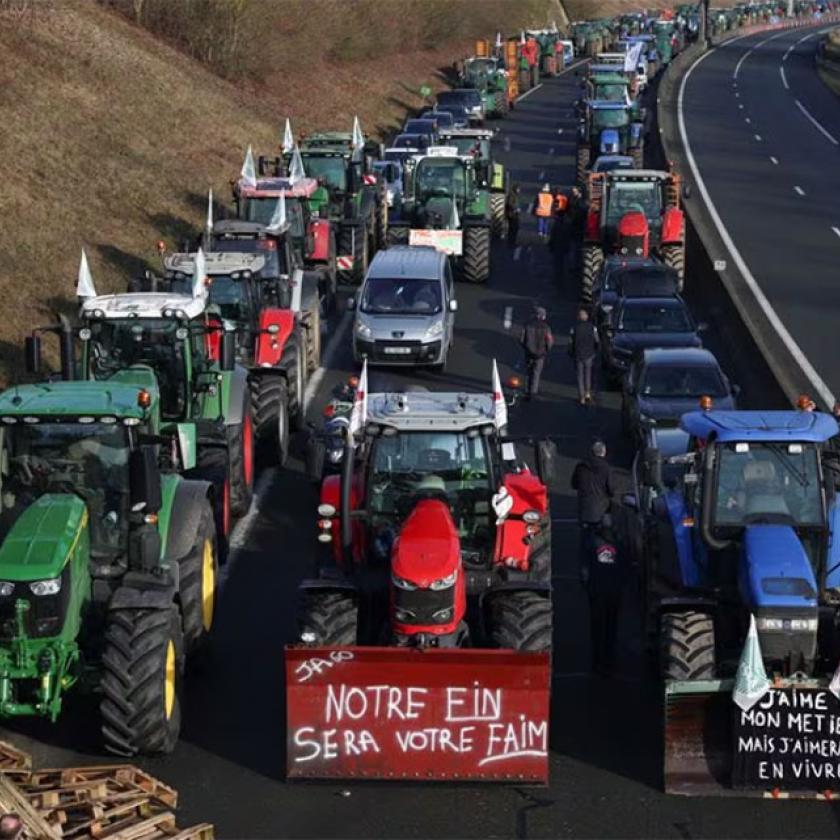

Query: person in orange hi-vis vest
[[534, 183, 553, 240]]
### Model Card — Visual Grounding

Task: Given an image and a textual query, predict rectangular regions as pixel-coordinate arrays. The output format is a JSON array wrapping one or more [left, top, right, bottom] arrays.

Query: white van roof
[[366, 246, 445, 281]]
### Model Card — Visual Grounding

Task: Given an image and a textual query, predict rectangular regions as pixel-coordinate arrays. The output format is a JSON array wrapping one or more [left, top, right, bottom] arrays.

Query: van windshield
[[361, 277, 442, 315]]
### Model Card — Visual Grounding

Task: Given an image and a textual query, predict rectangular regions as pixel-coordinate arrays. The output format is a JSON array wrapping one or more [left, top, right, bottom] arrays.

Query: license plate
[[383, 347, 412, 355]]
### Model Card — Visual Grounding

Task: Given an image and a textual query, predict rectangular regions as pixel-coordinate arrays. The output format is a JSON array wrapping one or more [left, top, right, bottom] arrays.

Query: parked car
[[392, 133, 430, 152], [420, 110, 455, 130], [591, 255, 661, 328], [350, 246, 457, 369], [592, 154, 635, 173], [601, 294, 704, 383], [433, 102, 470, 128], [436, 89, 484, 124], [403, 118, 439, 146], [621, 347, 738, 446]]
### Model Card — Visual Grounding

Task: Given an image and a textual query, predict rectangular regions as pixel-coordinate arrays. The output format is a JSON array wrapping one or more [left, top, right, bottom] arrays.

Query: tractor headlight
[[29, 577, 61, 596], [0, 582, 14, 597], [430, 570, 457, 590], [523, 510, 541, 524], [432, 607, 453, 623], [391, 574, 418, 591], [790, 618, 819, 632], [355, 320, 373, 340], [328, 447, 344, 464], [394, 608, 416, 623]]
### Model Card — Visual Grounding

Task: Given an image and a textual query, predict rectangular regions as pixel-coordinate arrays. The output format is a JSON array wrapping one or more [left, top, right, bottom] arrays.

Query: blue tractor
[[633, 409, 840, 793], [576, 101, 644, 183]]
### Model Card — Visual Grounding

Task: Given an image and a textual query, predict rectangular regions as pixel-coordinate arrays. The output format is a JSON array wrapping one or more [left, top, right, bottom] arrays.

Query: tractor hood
[[600, 128, 621, 155], [0, 495, 88, 581], [739, 525, 817, 610], [392, 499, 460, 587]]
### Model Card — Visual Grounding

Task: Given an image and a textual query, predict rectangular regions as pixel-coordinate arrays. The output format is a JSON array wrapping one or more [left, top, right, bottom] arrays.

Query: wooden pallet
[[0, 742, 213, 840]]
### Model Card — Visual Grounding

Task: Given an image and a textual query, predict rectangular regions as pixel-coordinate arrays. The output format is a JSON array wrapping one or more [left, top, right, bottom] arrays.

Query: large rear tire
[[489, 193, 507, 239], [178, 503, 218, 653], [576, 145, 591, 184], [489, 591, 552, 652], [580, 244, 604, 303], [100, 605, 184, 756], [661, 243, 685, 292], [298, 591, 358, 645], [227, 390, 255, 518], [301, 301, 321, 374], [660, 611, 716, 681], [462, 226, 490, 284]]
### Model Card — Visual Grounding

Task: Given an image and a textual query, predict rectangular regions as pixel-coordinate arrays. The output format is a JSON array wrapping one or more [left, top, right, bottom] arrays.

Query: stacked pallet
[[0, 742, 213, 839]]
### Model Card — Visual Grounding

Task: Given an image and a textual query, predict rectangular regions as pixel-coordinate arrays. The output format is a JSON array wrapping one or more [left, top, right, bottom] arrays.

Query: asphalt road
[[4, 64, 840, 839], [680, 22, 840, 404]]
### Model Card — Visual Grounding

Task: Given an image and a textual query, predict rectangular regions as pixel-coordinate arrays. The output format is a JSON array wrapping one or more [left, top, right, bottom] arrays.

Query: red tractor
[[285, 364, 554, 782], [580, 167, 685, 302]]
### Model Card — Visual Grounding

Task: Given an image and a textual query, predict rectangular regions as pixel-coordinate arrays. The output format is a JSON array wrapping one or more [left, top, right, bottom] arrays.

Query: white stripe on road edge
[[513, 246, 522, 261], [679, 47, 835, 407], [795, 99, 840, 145], [303, 309, 353, 411], [794, 185, 805, 195], [780, 65, 789, 89], [503, 306, 513, 329], [832, 226, 840, 239], [770, 156, 779, 164], [516, 83, 543, 103], [733, 29, 791, 79]]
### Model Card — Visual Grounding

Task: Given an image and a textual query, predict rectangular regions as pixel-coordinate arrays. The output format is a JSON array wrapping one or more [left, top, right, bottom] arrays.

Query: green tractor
[[437, 128, 510, 239], [0, 339, 220, 755], [458, 56, 509, 118], [386, 149, 491, 284], [292, 122, 387, 285], [75, 254, 255, 535]]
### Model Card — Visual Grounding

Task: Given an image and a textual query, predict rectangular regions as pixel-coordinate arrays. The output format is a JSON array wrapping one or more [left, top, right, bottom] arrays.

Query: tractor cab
[[295, 132, 378, 202], [404, 152, 475, 228], [582, 101, 635, 156], [586, 72, 635, 106]]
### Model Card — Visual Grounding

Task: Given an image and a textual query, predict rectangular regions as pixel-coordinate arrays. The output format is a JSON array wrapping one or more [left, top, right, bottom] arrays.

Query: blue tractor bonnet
[[680, 410, 838, 443], [600, 128, 620, 154]]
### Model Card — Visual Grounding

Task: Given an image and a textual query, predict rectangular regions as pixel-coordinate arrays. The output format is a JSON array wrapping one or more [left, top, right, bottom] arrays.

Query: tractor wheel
[[386, 226, 410, 247], [660, 611, 716, 681], [489, 591, 552, 652], [580, 245, 604, 303], [489, 193, 507, 239], [227, 389, 255, 518], [462, 226, 491, 284], [631, 142, 644, 169], [576, 145, 590, 184], [338, 224, 368, 285], [661, 244, 685, 291], [298, 590, 358, 646], [301, 299, 321, 374], [100, 605, 184, 756], [178, 502, 218, 654], [494, 90, 507, 118]]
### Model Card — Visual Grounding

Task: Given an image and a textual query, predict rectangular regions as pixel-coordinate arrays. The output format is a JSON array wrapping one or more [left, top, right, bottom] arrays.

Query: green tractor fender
[[161, 478, 213, 565], [222, 366, 250, 428]]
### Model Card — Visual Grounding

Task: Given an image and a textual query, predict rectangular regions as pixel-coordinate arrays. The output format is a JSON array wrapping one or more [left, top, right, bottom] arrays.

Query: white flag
[[520, 30, 526, 45], [266, 193, 287, 233], [348, 360, 368, 441], [352, 115, 365, 151], [289, 145, 306, 183], [624, 42, 644, 73], [240, 145, 257, 188], [495, 31, 502, 49], [492, 359, 508, 431], [282, 118, 295, 154], [449, 200, 460, 230], [206, 188, 214, 232], [76, 248, 97, 300], [192, 247, 207, 300], [733, 614, 771, 712], [829, 659, 840, 701]]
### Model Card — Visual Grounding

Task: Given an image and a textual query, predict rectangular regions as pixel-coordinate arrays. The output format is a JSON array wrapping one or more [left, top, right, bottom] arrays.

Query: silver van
[[350, 246, 457, 369]]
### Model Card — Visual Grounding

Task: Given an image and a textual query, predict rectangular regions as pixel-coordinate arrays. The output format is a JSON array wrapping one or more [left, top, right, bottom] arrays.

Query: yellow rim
[[201, 538, 216, 632], [164, 640, 176, 720]]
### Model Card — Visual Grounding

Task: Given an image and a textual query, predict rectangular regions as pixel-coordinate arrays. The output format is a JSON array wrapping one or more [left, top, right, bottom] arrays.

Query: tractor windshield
[[361, 277, 442, 315], [592, 108, 629, 129], [300, 155, 348, 192], [212, 238, 284, 278], [86, 319, 188, 421], [592, 83, 628, 102], [713, 442, 824, 528], [445, 137, 490, 158], [0, 423, 130, 554], [367, 431, 493, 551], [606, 181, 662, 227], [414, 159, 466, 200], [241, 196, 305, 239]]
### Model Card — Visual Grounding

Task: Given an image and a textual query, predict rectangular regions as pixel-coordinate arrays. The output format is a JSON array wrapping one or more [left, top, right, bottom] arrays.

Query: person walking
[[505, 185, 521, 247], [534, 183, 553, 241], [568, 308, 598, 405], [550, 185, 569, 255], [519, 305, 554, 399]]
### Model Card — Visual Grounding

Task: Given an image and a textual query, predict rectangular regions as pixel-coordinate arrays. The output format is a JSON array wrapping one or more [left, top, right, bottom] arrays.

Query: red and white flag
[[492, 359, 507, 431]]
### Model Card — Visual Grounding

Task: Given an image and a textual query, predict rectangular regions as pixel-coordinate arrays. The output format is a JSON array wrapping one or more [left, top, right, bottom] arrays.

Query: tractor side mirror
[[535, 439, 558, 487], [25, 335, 41, 375], [220, 330, 236, 372], [449, 299, 458, 312], [130, 446, 162, 515]]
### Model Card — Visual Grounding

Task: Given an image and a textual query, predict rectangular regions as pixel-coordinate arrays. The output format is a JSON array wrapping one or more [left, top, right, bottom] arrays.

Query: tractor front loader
[[629, 407, 840, 797], [286, 363, 555, 782], [0, 334, 220, 757]]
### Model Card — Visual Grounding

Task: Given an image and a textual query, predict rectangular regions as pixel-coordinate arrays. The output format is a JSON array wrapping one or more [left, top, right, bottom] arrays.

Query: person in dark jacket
[[519, 305, 554, 399], [571, 440, 614, 526], [505, 185, 521, 247], [568, 308, 598, 405]]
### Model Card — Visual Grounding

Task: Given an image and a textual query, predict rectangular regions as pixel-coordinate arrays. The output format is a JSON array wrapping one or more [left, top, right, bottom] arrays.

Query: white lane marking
[[679, 46, 835, 407], [303, 309, 352, 410], [538, 170, 545, 180], [735, 91, 740, 97], [754, 134, 762, 141], [557, 128, 564, 134], [794, 185, 806, 196], [745, 117, 751, 124], [780, 65, 789, 89], [832, 226, 840, 239], [513, 246, 522, 261], [795, 99, 840, 145], [516, 83, 543, 103], [770, 156, 779, 164], [738, 103, 744, 109], [503, 306, 513, 329], [733, 29, 790, 79], [549, 147, 555, 154], [783, 43, 794, 61], [797, 31, 817, 45]]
